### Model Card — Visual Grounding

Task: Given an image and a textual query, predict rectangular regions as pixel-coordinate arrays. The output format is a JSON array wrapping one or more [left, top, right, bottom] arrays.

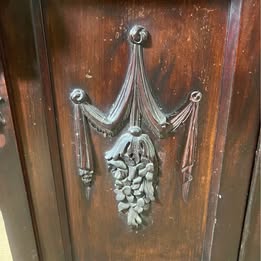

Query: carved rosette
[[70, 25, 202, 228]]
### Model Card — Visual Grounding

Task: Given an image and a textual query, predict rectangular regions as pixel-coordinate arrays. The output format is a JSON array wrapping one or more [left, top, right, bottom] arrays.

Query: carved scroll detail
[[70, 25, 202, 227]]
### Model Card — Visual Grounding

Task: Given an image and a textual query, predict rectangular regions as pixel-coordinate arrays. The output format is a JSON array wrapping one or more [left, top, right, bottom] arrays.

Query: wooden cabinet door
[[1, 0, 259, 260]]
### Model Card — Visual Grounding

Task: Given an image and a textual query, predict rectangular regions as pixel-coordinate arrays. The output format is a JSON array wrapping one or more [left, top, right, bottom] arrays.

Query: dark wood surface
[[41, 0, 256, 260], [0, 0, 259, 260], [203, 0, 244, 258], [0, 1, 71, 260], [0, 61, 38, 261], [210, 0, 260, 259], [239, 135, 260, 261]]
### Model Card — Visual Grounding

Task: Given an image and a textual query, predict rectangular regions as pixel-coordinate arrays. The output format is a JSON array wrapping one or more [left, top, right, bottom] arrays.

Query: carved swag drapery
[[70, 25, 202, 228]]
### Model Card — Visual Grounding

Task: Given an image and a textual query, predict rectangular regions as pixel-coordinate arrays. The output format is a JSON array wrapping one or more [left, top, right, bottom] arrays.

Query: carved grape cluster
[[107, 154, 155, 227]]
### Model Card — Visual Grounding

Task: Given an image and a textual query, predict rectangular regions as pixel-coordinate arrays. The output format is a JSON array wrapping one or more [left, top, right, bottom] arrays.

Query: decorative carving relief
[[70, 25, 202, 228]]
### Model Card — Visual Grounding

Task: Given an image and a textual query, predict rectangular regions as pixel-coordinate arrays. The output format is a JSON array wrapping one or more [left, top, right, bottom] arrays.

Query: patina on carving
[[105, 126, 157, 227], [70, 25, 202, 228]]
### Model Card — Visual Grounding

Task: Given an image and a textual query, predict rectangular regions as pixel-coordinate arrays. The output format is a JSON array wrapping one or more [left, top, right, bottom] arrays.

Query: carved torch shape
[[70, 25, 202, 228]]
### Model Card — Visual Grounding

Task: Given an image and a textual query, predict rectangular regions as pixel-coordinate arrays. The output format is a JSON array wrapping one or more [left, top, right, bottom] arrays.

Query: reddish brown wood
[[239, 135, 260, 261], [210, 0, 260, 259], [203, 0, 244, 258], [0, 0, 259, 260], [30, 0, 72, 259], [0, 1, 71, 260], [42, 1, 231, 260], [69, 31, 203, 225]]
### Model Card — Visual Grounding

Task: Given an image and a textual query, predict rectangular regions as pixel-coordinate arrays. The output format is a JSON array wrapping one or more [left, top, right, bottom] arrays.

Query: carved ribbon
[[70, 25, 202, 227]]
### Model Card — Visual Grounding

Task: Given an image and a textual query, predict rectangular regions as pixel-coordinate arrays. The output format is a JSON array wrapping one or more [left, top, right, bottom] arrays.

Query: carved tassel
[[69, 26, 203, 226], [71, 91, 94, 198], [181, 92, 202, 202]]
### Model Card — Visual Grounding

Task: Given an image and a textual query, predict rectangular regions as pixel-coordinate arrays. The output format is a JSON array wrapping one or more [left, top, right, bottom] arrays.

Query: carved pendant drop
[[70, 25, 202, 228], [106, 126, 156, 227]]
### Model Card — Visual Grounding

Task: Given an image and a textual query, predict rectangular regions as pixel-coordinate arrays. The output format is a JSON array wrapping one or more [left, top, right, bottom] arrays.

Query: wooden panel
[[0, 61, 38, 260], [42, 1, 234, 260], [0, 1, 71, 260], [0, 0, 257, 260], [239, 135, 260, 261], [210, 0, 260, 259]]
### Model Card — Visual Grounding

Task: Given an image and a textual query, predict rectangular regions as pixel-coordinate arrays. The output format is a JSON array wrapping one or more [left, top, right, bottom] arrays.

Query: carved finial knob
[[70, 88, 88, 104], [190, 91, 202, 103], [128, 126, 142, 136], [129, 25, 149, 45]]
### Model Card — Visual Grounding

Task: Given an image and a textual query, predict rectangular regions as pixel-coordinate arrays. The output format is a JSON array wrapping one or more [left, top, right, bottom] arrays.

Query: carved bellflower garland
[[70, 25, 202, 228]]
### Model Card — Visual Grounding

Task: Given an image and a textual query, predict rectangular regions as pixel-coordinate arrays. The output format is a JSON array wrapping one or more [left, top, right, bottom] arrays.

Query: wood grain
[[0, 0, 259, 260], [239, 135, 260, 261], [210, 0, 260, 259], [203, 0, 244, 258], [0, 1, 71, 260], [42, 1, 230, 260], [30, 0, 73, 259]]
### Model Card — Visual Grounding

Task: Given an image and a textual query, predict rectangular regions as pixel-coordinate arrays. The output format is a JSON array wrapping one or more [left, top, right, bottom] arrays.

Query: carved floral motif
[[70, 25, 202, 228], [105, 126, 156, 227]]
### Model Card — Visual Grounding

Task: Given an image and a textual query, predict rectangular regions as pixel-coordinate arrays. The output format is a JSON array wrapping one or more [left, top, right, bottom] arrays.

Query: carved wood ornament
[[70, 25, 202, 228]]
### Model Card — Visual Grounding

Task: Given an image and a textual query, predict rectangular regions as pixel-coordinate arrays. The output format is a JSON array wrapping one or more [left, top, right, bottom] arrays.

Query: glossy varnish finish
[[210, 0, 260, 259], [0, 1, 71, 260], [0, 0, 259, 260], [43, 1, 230, 260], [239, 136, 260, 261]]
